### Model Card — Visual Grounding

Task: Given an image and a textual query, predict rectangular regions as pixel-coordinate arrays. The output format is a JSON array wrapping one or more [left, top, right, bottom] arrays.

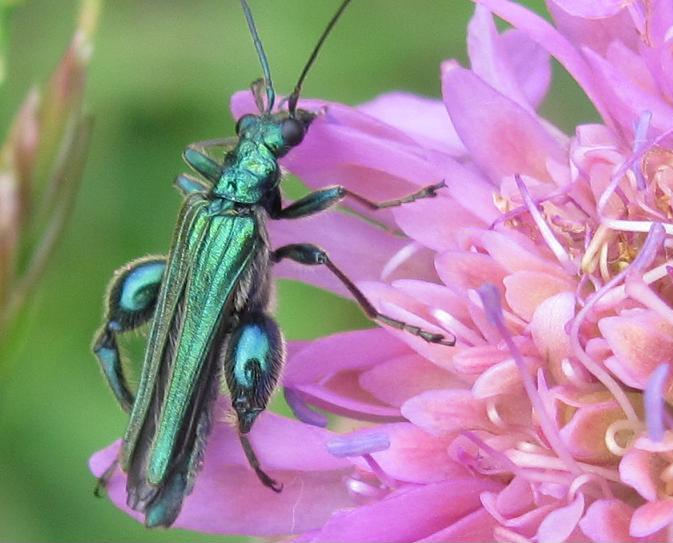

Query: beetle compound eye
[[281, 118, 305, 147], [235, 114, 257, 135]]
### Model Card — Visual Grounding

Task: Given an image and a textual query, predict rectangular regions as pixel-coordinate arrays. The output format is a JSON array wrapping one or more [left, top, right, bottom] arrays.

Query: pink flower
[[91, 1, 673, 541]]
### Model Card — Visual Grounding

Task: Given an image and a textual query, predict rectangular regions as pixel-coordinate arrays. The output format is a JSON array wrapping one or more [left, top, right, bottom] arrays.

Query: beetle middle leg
[[272, 244, 455, 346], [223, 312, 285, 492], [93, 256, 166, 413], [268, 181, 445, 219]]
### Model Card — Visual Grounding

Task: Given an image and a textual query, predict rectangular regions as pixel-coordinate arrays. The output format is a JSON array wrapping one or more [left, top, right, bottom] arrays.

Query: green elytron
[[92, 0, 453, 528]]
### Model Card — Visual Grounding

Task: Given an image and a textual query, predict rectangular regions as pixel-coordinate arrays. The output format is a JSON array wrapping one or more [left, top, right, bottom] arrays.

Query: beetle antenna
[[288, 0, 351, 116], [240, 0, 275, 113]]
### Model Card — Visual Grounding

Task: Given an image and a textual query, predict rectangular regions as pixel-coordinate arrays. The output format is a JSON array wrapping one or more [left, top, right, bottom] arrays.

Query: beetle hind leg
[[224, 312, 285, 491], [240, 433, 282, 492], [93, 256, 166, 412], [93, 457, 119, 498]]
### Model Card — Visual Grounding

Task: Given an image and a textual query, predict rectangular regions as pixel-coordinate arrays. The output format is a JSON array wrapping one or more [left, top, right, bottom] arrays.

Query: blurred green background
[[0, 1, 596, 541]]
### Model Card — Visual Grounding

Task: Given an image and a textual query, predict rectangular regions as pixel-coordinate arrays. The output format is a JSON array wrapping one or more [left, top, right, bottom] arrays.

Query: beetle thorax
[[213, 139, 279, 204]]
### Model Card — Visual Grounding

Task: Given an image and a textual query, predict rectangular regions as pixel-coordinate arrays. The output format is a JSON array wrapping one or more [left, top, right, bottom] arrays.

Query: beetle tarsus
[[239, 432, 283, 493], [94, 458, 118, 498]]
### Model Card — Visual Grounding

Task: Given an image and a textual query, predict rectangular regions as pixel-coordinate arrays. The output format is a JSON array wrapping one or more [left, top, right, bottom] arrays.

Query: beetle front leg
[[182, 137, 237, 182], [269, 181, 445, 220], [272, 244, 455, 346], [93, 256, 166, 412], [224, 312, 285, 492], [174, 173, 211, 196]]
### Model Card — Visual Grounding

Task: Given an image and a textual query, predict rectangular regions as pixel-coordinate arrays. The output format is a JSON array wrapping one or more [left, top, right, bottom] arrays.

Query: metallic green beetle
[[93, 0, 453, 528]]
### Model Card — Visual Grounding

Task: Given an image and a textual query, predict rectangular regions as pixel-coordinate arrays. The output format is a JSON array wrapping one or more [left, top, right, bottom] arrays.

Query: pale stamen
[[568, 472, 613, 500], [605, 419, 641, 456], [599, 240, 610, 282], [603, 218, 673, 235], [560, 358, 597, 389], [507, 450, 621, 483], [432, 308, 485, 346], [515, 175, 576, 274], [493, 526, 533, 543], [594, 259, 673, 311], [486, 397, 507, 429], [380, 241, 422, 281], [582, 224, 611, 274]]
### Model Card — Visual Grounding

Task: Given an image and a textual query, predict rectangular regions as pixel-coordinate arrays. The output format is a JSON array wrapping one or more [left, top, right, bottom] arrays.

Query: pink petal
[[503, 271, 574, 321], [285, 328, 407, 385], [295, 380, 401, 421], [430, 157, 501, 224], [401, 390, 494, 436], [631, 499, 673, 538], [441, 62, 566, 183], [462, 228, 568, 278], [482, 497, 556, 535], [547, 0, 638, 55], [306, 478, 502, 543], [501, 28, 551, 108], [367, 423, 468, 484], [207, 406, 351, 471], [359, 353, 462, 407], [452, 344, 510, 375], [598, 309, 673, 388], [552, 0, 626, 17], [619, 448, 663, 501], [472, 357, 539, 398], [359, 282, 456, 369], [605, 40, 658, 96], [583, 46, 673, 133], [634, 433, 673, 453], [530, 291, 576, 379], [283, 110, 441, 187], [496, 476, 535, 517], [435, 250, 507, 294], [358, 92, 466, 156], [468, 5, 549, 109], [415, 508, 498, 542], [285, 329, 408, 421], [536, 494, 585, 543], [466, 291, 506, 346], [644, 44, 673, 107], [476, 0, 612, 124], [393, 195, 486, 252], [579, 499, 635, 543], [649, 1, 673, 46], [560, 401, 623, 462], [89, 411, 353, 535], [393, 279, 472, 322], [270, 207, 436, 299]]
